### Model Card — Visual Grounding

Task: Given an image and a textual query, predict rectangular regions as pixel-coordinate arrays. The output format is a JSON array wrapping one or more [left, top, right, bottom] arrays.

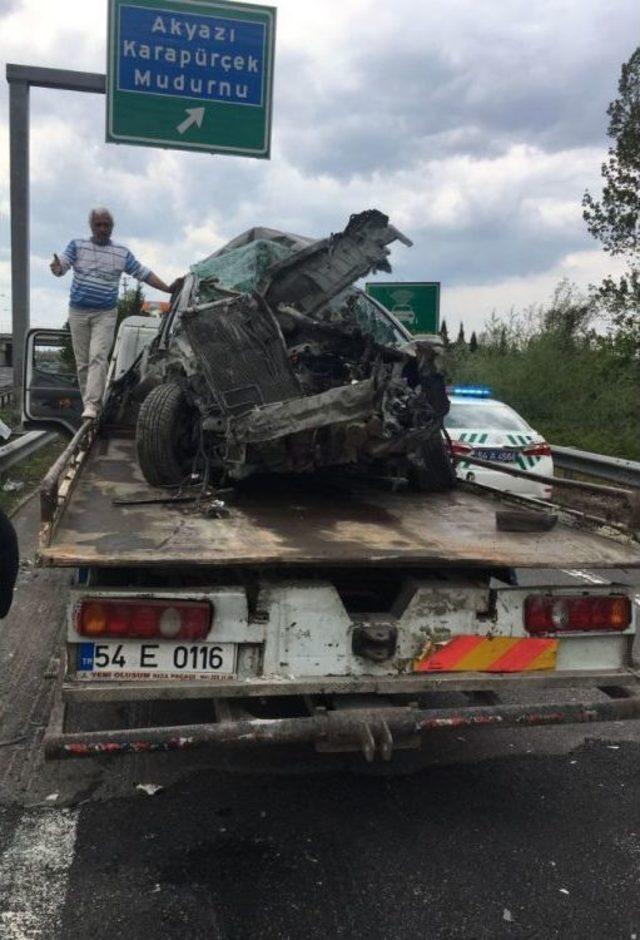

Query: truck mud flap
[[44, 695, 640, 762]]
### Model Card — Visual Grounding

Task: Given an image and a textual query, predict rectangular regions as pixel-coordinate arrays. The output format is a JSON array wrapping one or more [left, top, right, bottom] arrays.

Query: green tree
[[439, 318, 449, 347], [480, 312, 514, 353], [542, 279, 594, 342], [583, 46, 640, 326], [456, 322, 466, 346], [60, 320, 76, 373], [469, 330, 478, 352], [116, 281, 147, 332]]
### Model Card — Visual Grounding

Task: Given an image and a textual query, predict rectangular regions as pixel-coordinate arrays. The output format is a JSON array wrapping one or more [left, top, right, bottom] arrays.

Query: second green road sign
[[366, 282, 440, 335], [107, 0, 276, 157]]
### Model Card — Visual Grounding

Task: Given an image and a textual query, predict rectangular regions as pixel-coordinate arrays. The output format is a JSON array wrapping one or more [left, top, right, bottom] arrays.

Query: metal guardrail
[[0, 430, 57, 473], [552, 446, 640, 489]]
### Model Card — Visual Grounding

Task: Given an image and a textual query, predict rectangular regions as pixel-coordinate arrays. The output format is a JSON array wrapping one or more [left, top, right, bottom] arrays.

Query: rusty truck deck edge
[[39, 433, 640, 570]]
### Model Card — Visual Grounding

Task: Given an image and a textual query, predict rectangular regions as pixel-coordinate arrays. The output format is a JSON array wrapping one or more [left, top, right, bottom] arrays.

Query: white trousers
[[68, 307, 117, 413]]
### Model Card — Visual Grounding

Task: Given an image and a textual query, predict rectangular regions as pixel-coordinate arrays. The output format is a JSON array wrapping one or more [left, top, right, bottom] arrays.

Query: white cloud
[[0, 0, 636, 338], [1, 1, 103, 65], [442, 250, 629, 334]]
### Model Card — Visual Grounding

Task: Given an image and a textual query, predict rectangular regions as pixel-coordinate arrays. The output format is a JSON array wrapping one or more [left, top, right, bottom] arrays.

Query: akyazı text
[[151, 16, 237, 42]]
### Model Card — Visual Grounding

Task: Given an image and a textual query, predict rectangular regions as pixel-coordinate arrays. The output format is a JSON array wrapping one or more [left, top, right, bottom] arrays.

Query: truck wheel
[[407, 432, 457, 493], [136, 383, 198, 487]]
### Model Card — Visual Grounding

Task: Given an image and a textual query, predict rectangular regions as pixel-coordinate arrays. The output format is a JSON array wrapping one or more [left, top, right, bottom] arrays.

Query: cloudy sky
[[0, 0, 637, 334]]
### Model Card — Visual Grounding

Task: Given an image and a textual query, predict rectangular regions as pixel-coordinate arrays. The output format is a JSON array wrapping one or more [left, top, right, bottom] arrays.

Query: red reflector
[[76, 599, 212, 640], [131, 605, 158, 638], [525, 594, 631, 634], [180, 606, 211, 640], [448, 440, 473, 457], [522, 442, 551, 457], [106, 604, 131, 636]]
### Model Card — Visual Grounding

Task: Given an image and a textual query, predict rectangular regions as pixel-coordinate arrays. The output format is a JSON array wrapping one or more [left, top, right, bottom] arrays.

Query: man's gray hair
[[88, 207, 114, 224]]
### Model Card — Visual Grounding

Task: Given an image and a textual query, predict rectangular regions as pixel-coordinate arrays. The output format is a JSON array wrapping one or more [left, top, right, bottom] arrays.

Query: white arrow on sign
[[177, 107, 205, 135]]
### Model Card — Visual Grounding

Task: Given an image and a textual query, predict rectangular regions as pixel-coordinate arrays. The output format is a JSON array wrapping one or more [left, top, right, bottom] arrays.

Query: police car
[[444, 387, 553, 499]]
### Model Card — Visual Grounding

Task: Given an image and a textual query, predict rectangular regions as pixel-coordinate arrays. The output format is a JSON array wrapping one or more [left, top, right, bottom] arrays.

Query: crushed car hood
[[136, 209, 453, 491]]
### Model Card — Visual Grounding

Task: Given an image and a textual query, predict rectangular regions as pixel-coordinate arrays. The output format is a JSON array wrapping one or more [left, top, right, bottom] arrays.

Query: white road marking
[[0, 809, 79, 939]]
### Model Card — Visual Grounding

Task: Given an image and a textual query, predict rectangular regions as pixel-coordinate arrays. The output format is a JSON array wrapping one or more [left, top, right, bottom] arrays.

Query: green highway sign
[[366, 281, 440, 335], [106, 0, 276, 158]]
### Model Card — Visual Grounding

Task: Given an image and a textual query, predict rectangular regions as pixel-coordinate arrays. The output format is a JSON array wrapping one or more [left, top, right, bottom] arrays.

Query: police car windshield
[[445, 400, 532, 432]]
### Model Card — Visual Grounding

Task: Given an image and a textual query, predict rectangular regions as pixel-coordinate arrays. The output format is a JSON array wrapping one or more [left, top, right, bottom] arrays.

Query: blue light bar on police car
[[447, 385, 493, 398]]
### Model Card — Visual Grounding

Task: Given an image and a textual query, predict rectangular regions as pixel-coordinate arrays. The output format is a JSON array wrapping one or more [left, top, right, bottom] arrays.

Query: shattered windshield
[[188, 212, 413, 347], [351, 293, 409, 347], [326, 290, 409, 347], [190, 239, 293, 304]]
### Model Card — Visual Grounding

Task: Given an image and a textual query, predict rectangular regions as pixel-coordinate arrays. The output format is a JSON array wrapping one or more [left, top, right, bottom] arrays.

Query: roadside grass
[[0, 437, 67, 516]]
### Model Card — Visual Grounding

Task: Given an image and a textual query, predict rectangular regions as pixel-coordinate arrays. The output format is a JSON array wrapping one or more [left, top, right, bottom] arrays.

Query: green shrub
[[445, 283, 640, 458]]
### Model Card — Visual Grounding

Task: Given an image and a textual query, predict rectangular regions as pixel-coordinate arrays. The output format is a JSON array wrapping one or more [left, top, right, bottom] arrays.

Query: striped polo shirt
[[59, 238, 150, 310]]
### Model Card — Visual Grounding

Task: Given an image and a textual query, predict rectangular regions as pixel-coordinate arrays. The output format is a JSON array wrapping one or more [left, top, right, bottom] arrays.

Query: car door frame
[[22, 327, 82, 436]]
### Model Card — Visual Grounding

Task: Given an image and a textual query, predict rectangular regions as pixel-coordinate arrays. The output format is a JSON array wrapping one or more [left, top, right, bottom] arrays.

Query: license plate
[[75, 640, 236, 680], [473, 448, 517, 462]]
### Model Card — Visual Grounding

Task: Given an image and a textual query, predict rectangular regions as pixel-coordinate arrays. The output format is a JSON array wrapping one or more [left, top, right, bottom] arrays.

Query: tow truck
[[22, 222, 640, 763]]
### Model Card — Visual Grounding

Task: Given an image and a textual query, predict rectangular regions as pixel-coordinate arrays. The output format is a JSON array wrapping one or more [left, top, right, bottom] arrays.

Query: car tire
[[407, 432, 457, 493], [136, 382, 198, 487]]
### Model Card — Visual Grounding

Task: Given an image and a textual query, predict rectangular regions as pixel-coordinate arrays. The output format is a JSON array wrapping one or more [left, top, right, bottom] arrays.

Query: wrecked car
[[133, 209, 456, 492]]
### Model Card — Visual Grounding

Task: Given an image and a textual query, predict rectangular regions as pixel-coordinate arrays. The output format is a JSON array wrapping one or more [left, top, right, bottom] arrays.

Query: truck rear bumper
[[44, 693, 640, 762]]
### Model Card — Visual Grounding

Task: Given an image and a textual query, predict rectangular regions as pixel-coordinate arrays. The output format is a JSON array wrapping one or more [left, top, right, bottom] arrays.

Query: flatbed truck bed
[[40, 432, 640, 571]]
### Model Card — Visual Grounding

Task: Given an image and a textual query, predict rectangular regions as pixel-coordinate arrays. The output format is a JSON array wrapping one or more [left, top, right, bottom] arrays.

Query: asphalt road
[[1, 497, 640, 939]]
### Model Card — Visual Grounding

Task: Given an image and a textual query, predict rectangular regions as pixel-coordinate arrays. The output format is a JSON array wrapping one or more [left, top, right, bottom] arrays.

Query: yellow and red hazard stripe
[[414, 635, 558, 673]]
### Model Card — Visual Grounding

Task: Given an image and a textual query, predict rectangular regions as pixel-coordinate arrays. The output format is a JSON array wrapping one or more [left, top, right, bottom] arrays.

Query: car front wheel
[[135, 382, 199, 487]]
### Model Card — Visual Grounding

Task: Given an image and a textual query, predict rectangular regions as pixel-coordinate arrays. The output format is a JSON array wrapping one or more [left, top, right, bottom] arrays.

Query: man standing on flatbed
[[50, 207, 180, 420]]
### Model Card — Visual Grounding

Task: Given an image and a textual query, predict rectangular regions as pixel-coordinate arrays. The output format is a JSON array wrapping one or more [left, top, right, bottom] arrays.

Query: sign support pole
[[5, 65, 105, 399], [8, 77, 30, 395]]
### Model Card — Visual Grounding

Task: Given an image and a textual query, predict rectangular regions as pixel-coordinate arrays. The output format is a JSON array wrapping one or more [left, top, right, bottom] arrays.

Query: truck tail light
[[525, 594, 631, 634], [77, 599, 212, 640], [448, 440, 473, 457], [522, 442, 552, 458]]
